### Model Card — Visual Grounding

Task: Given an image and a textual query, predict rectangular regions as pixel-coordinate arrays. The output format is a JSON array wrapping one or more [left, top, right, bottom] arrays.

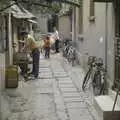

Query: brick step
[[94, 95, 120, 120]]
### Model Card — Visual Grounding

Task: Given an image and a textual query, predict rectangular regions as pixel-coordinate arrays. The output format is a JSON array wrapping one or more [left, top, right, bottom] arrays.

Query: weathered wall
[[31, 8, 48, 33], [76, 2, 114, 85], [0, 53, 5, 91], [58, 15, 71, 40]]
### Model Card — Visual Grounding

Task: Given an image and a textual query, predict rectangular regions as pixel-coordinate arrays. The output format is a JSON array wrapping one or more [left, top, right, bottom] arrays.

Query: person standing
[[53, 27, 60, 53], [22, 32, 40, 79], [44, 36, 50, 59]]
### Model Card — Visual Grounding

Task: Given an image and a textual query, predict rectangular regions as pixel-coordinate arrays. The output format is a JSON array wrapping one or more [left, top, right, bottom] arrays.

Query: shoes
[[28, 74, 38, 80], [28, 72, 33, 75]]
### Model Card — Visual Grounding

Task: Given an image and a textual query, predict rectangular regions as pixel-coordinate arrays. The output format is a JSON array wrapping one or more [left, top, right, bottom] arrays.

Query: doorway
[[114, 0, 120, 89]]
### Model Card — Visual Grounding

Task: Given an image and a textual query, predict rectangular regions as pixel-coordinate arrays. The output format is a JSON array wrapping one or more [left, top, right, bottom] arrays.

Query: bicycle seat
[[87, 56, 96, 65], [95, 58, 103, 66]]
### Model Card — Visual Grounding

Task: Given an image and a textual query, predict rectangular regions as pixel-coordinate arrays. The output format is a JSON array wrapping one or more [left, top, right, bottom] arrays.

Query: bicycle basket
[[87, 56, 96, 65], [95, 58, 103, 66]]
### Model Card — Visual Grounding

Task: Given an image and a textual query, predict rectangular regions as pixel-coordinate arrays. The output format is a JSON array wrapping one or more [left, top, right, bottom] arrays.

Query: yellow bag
[[5, 65, 19, 88]]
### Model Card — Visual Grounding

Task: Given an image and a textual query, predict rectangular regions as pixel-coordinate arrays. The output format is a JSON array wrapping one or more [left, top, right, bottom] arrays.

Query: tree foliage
[[0, 0, 10, 8], [20, 0, 62, 14]]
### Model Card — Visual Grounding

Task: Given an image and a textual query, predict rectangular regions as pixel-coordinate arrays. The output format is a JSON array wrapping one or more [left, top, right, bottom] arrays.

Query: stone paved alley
[[0, 53, 99, 120]]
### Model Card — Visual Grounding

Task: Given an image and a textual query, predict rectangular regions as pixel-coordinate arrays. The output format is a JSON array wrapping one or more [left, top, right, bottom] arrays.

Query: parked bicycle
[[67, 45, 76, 66], [82, 56, 106, 96], [62, 39, 76, 66]]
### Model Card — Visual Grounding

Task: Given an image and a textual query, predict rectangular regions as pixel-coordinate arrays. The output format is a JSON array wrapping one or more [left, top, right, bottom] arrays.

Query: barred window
[[0, 15, 6, 53], [79, 0, 83, 33], [90, 0, 95, 17]]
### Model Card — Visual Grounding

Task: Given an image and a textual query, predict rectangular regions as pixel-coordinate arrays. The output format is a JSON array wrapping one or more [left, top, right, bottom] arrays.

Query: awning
[[51, 0, 80, 7], [28, 19, 37, 24], [4, 2, 35, 19], [93, 0, 113, 2]]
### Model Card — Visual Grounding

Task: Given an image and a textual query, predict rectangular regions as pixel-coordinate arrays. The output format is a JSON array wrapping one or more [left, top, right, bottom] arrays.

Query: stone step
[[94, 95, 120, 120]]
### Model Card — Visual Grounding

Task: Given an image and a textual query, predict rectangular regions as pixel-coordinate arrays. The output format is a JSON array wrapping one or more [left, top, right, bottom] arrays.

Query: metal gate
[[114, 0, 120, 89]]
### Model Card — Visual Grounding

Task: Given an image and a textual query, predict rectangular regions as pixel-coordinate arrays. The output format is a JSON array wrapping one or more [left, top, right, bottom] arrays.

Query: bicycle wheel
[[68, 49, 74, 66], [92, 72, 102, 96], [99, 73, 106, 95], [82, 68, 92, 91]]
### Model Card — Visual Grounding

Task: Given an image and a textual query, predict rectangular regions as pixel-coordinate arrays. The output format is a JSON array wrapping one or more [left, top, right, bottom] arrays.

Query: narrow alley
[[1, 53, 99, 120], [1, 0, 120, 120]]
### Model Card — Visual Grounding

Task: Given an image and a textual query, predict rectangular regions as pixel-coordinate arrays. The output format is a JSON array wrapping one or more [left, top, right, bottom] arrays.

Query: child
[[44, 36, 50, 59]]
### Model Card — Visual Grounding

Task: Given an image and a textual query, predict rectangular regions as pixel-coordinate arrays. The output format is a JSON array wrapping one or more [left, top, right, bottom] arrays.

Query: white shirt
[[53, 30, 60, 40]]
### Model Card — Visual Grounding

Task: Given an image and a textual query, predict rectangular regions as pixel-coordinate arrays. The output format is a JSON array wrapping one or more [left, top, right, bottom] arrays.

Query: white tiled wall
[[0, 53, 5, 91]]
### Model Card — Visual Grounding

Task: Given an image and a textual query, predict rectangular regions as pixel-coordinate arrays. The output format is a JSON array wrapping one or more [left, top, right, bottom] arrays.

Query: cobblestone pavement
[[0, 53, 99, 120]]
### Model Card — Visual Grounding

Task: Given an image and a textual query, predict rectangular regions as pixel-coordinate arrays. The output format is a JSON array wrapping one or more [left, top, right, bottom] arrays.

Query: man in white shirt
[[53, 27, 60, 53]]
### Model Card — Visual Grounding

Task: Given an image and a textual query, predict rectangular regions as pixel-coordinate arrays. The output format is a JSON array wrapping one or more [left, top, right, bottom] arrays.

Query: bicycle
[[67, 46, 76, 66], [82, 56, 96, 91], [82, 56, 106, 96], [92, 58, 106, 95], [62, 44, 71, 57], [62, 39, 73, 58]]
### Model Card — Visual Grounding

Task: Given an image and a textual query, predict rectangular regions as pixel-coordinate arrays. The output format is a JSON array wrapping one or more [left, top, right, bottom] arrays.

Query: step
[[94, 95, 120, 120], [109, 89, 120, 107]]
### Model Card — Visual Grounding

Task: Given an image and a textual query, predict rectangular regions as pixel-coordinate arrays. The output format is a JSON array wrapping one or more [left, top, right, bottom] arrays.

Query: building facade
[[72, 0, 115, 89]]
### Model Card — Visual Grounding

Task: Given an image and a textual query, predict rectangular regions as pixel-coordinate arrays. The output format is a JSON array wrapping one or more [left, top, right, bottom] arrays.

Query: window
[[79, 0, 83, 33], [89, 0, 95, 22], [0, 15, 6, 53]]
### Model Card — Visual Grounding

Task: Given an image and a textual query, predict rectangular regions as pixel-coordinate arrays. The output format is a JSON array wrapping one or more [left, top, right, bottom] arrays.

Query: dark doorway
[[114, 0, 120, 89], [47, 14, 58, 32]]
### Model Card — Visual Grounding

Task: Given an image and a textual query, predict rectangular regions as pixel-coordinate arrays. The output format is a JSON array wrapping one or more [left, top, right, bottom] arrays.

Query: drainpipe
[[104, 1, 108, 94], [74, 7, 76, 47], [105, 2, 108, 73], [72, 6, 76, 47]]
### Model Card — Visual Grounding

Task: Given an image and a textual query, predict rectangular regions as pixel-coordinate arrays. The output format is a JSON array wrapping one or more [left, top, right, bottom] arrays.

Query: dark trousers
[[45, 47, 50, 58], [32, 48, 40, 77], [55, 39, 59, 52]]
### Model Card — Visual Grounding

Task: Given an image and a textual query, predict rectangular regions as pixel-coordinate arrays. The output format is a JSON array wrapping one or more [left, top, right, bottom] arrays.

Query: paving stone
[[64, 97, 84, 103], [68, 109, 94, 120], [57, 111, 68, 120], [39, 68, 51, 73], [38, 74, 53, 79], [54, 73, 69, 77], [32, 88, 53, 94], [63, 92, 80, 97], [39, 72, 52, 76], [58, 80, 73, 84], [57, 77, 71, 81], [27, 80, 52, 88], [59, 84, 75, 88], [66, 102, 87, 109], [60, 88, 77, 92]]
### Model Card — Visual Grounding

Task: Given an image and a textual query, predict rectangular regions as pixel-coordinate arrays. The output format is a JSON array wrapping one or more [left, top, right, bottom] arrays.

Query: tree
[[0, 0, 10, 9]]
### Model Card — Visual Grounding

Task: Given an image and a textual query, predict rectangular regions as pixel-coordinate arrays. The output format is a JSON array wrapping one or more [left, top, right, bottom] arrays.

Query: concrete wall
[[75, 2, 114, 85], [36, 15, 48, 33], [58, 15, 71, 40], [31, 8, 48, 33], [0, 53, 5, 91]]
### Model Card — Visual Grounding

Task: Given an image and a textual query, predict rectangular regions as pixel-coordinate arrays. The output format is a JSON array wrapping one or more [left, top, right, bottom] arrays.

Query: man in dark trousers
[[22, 32, 40, 79]]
